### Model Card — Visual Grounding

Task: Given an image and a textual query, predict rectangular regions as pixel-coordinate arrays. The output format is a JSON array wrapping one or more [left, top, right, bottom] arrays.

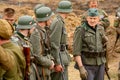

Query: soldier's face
[[59, 13, 69, 19], [30, 27, 35, 35], [46, 19, 52, 27], [19, 29, 30, 37], [87, 16, 99, 27], [3, 15, 16, 25], [89, 1, 98, 8], [37, 21, 46, 28]]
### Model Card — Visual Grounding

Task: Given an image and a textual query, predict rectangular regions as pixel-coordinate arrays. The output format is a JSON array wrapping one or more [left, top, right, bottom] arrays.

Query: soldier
[[114, 7, 120, 40], [30, 6, 55, 80], [81, 0, 110, 30], [73, 8, 108, 80], [114, 7, 120, 80], [50, 1, 72, 80], [11, 15, 39, 80], [33, 4, 45, 14], [2, 8, 17, 29], [0, 19, 24, 80]]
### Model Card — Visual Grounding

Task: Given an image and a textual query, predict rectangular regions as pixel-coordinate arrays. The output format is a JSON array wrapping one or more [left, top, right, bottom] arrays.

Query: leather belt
[[81, 51, 105, 58]]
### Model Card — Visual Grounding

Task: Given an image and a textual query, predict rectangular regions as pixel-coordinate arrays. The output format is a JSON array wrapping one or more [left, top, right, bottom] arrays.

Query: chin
[[89, 24, 95, 27]]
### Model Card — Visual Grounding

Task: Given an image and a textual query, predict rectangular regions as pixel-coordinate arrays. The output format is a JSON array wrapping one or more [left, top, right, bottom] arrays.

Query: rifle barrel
[[105, 68, 111, 80]]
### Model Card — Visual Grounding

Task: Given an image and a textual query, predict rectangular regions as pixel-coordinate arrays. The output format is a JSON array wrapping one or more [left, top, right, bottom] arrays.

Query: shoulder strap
[[39, 31, 45, 55], [80, 23, 86, 40], [56, 15, 65, 44], [81, 27, 85, 39]]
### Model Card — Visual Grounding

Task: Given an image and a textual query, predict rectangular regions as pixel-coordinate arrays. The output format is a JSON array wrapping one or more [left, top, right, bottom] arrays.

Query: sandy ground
[[68, 53, 120, 80]]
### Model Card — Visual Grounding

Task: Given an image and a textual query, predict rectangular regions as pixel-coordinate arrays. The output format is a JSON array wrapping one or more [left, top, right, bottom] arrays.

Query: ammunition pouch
[[82, 51, 105, 58], [66, 44, 69, 50], [43, 48, 50, 56], [60, 44, 66, 51]]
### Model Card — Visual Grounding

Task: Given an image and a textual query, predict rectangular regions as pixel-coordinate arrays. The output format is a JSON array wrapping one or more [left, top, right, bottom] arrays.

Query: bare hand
[[54, 64, 63, 72]]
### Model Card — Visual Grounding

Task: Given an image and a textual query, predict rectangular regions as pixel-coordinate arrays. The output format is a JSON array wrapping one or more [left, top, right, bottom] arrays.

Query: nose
[[91, 18, 94, 22]]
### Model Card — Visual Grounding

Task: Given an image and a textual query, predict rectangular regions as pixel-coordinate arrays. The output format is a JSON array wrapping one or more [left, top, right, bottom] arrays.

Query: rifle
[[111, 33, 119, 56], [23, 44, 30, 80], [104, 44, 111, 80], [59, 52, 66, 80], [105, 67, 111, 80]]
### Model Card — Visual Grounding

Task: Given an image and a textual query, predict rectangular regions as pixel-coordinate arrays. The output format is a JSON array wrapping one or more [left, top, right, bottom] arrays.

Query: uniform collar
[[36, 25, 46, 32], [57, 14, 65, 24], [16, 31, 28, 41], [83, 22, 98, 34], [86, 22, 97, 32]]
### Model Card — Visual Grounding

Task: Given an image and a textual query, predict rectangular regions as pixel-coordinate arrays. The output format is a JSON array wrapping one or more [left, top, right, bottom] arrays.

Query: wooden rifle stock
[[23, 45, 30, 80]]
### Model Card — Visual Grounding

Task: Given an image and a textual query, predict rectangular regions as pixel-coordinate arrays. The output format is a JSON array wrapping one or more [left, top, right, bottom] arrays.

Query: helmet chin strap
[[44, 21, 49, 30], [27, 29, 31, 38], [45, 21, 48, 26]]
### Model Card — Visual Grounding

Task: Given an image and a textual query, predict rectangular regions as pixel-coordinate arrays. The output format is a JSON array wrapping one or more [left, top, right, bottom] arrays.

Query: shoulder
[[11, 33, 22, 45], [11, 35, 19, 42], [97, 24, 105, 31], [99, 9, 108, 16], [30, 28, 41, 41], [31, 28, 39, 37], [51, 16, 61, 25], [75, 22, 87, 31], [50, 15, 63, 31], [56, 14, 64, 23], [55, 15, 64, 25], [74, 26, 83, 33]]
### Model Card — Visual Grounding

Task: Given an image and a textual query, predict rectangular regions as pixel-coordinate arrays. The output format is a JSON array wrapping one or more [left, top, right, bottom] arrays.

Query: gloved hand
[[79, 66, 88, 79]]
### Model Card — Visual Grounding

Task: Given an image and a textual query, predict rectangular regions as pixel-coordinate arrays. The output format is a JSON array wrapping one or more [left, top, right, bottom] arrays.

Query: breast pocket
[[84, 33, 95, 45]]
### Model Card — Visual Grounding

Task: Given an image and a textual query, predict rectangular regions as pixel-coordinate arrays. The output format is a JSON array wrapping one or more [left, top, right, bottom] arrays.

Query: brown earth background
[[0, 0, 120, 80]]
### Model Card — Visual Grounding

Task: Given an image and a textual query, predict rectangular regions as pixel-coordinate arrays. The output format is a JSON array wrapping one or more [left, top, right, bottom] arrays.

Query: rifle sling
[[39, 30, 47, 80], [39, 29, 50, 55], [32, 63, 41, 80]]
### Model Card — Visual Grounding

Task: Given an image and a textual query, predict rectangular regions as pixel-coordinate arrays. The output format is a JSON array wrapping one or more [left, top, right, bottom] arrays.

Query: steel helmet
[[56, 0, 73, 13], [34, 4, 45, 14], [35, 6, 52, 22], [17, 15, 35, 29]]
